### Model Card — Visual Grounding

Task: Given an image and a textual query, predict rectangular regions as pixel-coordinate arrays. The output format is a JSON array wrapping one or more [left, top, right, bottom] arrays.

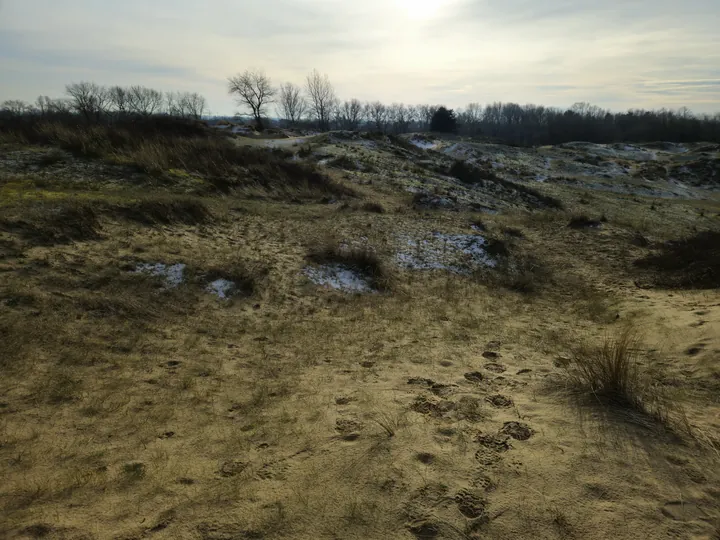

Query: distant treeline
[[0, 83, 207, 124], [2, 78, 719, 146]]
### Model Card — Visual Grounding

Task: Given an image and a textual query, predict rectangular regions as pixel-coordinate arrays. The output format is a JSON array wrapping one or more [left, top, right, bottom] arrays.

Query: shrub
[[360, 202, 385, 214], [567, 215, 602, 229], [634, 231, 720, 289]]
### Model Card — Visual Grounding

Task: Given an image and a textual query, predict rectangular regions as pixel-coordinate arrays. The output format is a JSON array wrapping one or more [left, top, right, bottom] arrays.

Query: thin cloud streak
[[0, 0, 718, 114]]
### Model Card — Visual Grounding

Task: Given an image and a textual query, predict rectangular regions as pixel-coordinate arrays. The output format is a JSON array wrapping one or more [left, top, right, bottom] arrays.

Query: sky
[[1, 0, 719, 115]]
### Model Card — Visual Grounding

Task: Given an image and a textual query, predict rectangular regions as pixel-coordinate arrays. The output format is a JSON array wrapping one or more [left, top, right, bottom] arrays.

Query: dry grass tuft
[[109, 197, 212, 225], [558, 327, 683, 430], [360, 202, 386, 214], [307, 241, 393, 291], [0, 203, 102, 246]]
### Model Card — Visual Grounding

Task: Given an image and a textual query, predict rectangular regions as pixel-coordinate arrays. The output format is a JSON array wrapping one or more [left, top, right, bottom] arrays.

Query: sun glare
[[394, 0, 447, 20]]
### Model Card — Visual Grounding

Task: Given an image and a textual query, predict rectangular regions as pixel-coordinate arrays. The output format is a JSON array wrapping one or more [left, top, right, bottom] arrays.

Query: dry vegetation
[[1, 125, 719, 539]]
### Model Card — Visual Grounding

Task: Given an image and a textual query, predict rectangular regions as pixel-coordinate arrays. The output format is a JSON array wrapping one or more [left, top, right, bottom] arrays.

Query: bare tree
[[166, 92, 207, 119], [277, 82, 306, 125], [108, 86, 130, 115], [128, 86, 164, 116], [367, 101, 388, 132], [305, 69, 336, 131], [338, 98, 363, 130], [459, 102, 482, 134], [228, 69, 276, 130], [36, 96, 51, 116], [407, 105, 419, 131], [387, 103, 410, 133], [65, 82, 109, 122], [185, 92, 207, 119], [1, 99, 30, 115], [418, 104, 438, 130]]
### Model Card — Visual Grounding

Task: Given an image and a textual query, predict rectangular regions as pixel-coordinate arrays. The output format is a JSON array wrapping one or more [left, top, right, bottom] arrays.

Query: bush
[[567, 215, 602, 229], [360, 202, 385, 214], [634, 231, 720, 289]]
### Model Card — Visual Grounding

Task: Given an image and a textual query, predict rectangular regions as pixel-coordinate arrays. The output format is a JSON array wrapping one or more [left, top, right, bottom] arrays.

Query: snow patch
[[303, 264, 375, 293], [409, 137, 438, 150], [206, 279, 236, 299], [135, 263, 185, 287], [396, 233, 496, 274]]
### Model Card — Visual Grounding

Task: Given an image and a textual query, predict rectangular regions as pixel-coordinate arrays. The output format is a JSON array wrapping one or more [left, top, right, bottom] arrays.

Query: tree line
[[1, 83, 207, 123], [3, 70, 719, 145], [228, 68, 720, 144]]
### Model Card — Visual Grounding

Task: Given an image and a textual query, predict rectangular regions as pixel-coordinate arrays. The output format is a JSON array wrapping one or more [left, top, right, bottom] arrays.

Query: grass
[[558, 327, 680, 429], [307, 240, 393, 291], [634, 230, 720, 289], [0, 122, 718, 540], [1, 119, 354, 198], [449, 160, 564, 210]]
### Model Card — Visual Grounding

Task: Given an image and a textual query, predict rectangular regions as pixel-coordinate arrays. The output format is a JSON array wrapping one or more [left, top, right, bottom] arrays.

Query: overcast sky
[[1, 0, 719, 115]]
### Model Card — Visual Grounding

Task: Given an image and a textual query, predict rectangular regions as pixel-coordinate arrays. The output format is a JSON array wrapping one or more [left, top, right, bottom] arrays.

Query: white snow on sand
[[396, 233, 496, 274], [206, 279, 236, 299], [303, 264, 374, 293], [409, 137, 438, 150], [135, 263, 185, 287]]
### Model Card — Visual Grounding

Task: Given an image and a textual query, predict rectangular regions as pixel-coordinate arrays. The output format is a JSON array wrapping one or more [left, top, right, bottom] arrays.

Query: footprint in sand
[[454, 489, 489, 520], [500, 421, 534, 441], [485, 394, 514, 408], [484, 363, 507, 373]]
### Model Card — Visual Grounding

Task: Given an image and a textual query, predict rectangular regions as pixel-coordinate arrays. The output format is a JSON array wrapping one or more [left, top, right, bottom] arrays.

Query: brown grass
[[558, 327, 681, 429], [634, 230, 720, 289], [1, 120, 354, 198], [307, 241, 393, 291]]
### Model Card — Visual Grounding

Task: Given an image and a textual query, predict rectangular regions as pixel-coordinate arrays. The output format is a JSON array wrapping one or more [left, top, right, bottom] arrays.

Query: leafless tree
[[228, 69, 276, 130], [48, 98, 72, 115], [407, 105, 419, 131], [338, 98, 363, 130], [65, 82, 109, 122], [367, 101, 388, 132], [108, 86, 130, 115], [35, 96, 51, 116], [127, 86, 164, 116], [277, 82, 306, 125], [185, 92, 207, 119], [418, 104, 438, 130], [166, 92, 207, 119], [459, 102, 483, 134], [388, 103, 411, 133], [1, 99, 30, 115], [305, 69, 336, 131]]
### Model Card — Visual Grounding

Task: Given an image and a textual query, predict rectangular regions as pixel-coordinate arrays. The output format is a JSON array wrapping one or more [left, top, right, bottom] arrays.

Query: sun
[[394, 0, 447, 20]]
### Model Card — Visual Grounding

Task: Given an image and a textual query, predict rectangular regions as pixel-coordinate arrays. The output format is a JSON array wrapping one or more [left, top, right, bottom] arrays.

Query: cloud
[[0, 0, 718, 113]]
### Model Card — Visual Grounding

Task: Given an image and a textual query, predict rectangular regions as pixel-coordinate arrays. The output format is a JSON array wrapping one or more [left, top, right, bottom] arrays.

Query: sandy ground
[[1, 134, 719, 539]]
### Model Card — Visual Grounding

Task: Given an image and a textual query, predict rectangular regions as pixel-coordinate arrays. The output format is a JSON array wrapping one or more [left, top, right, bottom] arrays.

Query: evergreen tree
[[430, 106, 457, 133]]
